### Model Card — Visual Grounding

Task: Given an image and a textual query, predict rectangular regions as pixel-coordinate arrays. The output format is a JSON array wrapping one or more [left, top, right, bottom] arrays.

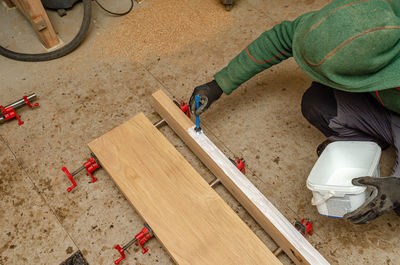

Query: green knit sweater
[[214, 0, 400, 114]]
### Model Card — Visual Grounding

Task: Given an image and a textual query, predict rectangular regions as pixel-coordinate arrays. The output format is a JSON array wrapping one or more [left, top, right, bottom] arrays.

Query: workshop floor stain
[[0, 142, 78, 264]]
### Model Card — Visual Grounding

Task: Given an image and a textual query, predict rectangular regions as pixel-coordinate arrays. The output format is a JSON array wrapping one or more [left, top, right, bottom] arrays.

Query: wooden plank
[[12, 0, 59, 48], [88, 113, 281, 265], [152, 90, 330, 265]]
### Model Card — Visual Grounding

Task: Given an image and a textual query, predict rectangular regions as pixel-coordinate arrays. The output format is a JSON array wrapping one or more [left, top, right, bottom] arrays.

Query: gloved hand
[[344, 176, 400, 224], [189, 80, 223, 116]]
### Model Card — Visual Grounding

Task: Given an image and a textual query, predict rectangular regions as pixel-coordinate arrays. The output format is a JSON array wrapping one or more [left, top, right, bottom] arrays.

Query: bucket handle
[[311, 191, 334, 206]]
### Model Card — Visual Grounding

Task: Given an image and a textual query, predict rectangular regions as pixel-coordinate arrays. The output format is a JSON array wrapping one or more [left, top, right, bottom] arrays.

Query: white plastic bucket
[[306, 141, 381, 218]]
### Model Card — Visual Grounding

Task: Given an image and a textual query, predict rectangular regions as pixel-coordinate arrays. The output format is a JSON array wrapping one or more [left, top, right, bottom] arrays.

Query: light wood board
[[152, 89, 330, 265], [88, 112, 281, 265]]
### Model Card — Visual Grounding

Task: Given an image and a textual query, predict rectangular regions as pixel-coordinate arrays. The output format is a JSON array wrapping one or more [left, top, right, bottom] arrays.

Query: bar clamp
[[62, 153, 101, 192], [0, 94, 39, 126], [114, 223, 154, 264]]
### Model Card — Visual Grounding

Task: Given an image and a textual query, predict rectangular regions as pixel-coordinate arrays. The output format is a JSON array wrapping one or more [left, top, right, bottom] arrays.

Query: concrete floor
[[1, 0, 400, 264]]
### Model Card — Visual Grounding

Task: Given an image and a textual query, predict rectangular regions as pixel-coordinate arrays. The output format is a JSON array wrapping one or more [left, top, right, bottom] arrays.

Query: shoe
[[394, 207, 400, 217], [316, 139, 333, 157]]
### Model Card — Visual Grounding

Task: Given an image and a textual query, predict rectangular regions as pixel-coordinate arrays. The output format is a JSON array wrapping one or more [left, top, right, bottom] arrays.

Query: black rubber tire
[[0, 0, 91, 62]]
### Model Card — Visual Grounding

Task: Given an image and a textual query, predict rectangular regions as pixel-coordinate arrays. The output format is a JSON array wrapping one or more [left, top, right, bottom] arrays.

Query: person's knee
[[301, 82, 337, 136], [301, 88, 319, 124], [301, 83, 327, 124]]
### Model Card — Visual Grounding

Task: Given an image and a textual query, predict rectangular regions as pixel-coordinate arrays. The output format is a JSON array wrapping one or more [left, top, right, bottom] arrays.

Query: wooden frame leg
[[12, 0, 59, 49]]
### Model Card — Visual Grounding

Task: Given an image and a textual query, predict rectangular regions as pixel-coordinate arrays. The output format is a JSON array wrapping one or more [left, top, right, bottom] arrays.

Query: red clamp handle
[[62, 167, 77, 192], [113, 245, 126, 265], [23, 96, 39, 108]]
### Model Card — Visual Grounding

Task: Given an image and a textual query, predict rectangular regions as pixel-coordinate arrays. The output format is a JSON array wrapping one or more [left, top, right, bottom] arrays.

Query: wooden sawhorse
[[3, 0, 59, 49]]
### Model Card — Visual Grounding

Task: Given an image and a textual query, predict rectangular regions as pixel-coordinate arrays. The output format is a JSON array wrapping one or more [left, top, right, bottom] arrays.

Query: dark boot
[[220, 0, 235, 10], [316, 139, 333, 157], [394, 207, 400, 217]]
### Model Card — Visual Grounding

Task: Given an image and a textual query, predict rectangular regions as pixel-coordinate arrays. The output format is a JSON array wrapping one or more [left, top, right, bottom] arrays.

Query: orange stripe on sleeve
[[245, 48, 287, 64]]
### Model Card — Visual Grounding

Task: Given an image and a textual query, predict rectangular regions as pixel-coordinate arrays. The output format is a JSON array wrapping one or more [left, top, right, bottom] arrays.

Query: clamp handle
[[113, 245, 126, 265], [62, 167, 77, 192], [137, 233, 152, 254], [136, 238, 149, 254], [23, 96, 39, 109]]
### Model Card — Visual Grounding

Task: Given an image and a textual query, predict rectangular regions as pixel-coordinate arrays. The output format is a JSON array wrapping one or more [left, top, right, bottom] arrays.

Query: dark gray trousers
[[301, 82, 400, 176]]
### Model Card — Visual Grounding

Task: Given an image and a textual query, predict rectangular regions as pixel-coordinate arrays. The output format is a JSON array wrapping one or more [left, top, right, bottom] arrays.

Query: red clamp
[[1, 105, 23, 125], [0, 95, 39, 126], [173, 100, 191, 118], [230, 158, 246, 174], [114, 223, 153, 264], [295, 219, 313, 237], [62, 153, 101, 192]]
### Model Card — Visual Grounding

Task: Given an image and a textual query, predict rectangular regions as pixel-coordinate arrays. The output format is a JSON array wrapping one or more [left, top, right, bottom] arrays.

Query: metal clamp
[[229, 158, 245, 174], [295, 219, 313, 237], [0, 94, 39, 126], [62, 153, 101, 192], [114, 223, 153, 264], [173, 100, 190, 118]]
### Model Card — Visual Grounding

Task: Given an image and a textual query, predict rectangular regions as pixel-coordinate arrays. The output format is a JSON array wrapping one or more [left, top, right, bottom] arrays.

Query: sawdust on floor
[[96, 0, 233, 62]]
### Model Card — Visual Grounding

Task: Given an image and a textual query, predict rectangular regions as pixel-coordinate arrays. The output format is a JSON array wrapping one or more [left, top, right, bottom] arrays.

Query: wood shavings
[[96, 0, 232, 62]]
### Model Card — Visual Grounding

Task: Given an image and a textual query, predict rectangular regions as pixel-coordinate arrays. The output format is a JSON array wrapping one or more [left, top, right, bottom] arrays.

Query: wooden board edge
[[152, 89, 330, 265]]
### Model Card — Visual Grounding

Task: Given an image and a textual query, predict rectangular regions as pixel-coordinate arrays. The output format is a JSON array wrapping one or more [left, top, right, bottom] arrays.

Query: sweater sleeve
[[214, 15, 307, 95]]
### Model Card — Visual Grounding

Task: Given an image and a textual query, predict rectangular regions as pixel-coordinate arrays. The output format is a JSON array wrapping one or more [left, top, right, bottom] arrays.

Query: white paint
[[189, 126, 330, 265]]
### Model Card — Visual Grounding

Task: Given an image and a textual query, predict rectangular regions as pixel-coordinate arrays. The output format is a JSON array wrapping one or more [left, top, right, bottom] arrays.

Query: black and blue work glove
[[189, 80, 223, 116], [344, 176, 400, 224]]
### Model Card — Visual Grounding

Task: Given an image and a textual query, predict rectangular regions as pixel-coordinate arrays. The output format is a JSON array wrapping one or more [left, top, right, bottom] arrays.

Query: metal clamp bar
[[0, 94, 37, 124], [5, 93, 36, 110]]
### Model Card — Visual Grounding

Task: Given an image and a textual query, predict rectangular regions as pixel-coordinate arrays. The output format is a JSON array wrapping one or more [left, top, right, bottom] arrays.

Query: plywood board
[[152, 89, 330, 265], [88, 113, 281, 265]]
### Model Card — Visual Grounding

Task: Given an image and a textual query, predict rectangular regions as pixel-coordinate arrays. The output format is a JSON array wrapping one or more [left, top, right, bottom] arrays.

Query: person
[[189, 0, 400, 224]]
